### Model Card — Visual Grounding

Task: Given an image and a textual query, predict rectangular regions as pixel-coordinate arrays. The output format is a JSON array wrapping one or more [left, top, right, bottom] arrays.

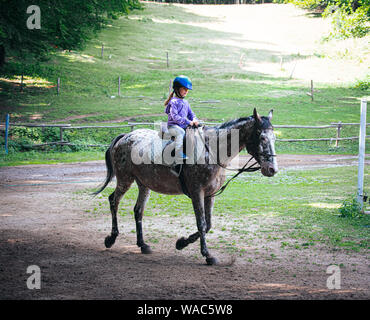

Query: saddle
[[157, 122, 205, 165], [157, 122, 204, 197], [156, 122, 180, 163], [157, 121, 170, 139]]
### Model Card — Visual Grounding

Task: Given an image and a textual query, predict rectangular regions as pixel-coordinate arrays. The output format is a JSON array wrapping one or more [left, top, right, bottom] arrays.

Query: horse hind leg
[[105, 180, 133, 248], [134, 181, 152, 254]]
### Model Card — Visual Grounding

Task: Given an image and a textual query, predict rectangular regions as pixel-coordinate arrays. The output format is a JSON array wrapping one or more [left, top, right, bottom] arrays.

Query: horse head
[[246, 108, 278, 177]]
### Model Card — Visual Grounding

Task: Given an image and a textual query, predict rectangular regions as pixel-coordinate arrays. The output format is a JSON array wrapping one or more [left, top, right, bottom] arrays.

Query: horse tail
[[92, 133, 126, 196]]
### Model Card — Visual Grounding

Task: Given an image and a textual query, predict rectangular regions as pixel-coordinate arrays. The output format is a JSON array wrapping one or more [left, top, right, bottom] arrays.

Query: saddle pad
[[129, 128, 206, 166]]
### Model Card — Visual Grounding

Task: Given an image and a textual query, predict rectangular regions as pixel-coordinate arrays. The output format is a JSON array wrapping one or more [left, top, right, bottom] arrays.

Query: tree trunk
[[351, 0, 360, 12], [0, 45, 5, 68]]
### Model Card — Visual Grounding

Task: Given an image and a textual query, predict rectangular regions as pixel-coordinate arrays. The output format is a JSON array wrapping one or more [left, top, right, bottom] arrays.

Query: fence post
[[57, 77, 60, 95], [5, 114, 9, 154], [357, 99, 367, 211], [59, 127, 64, 143], [335, 121, 342, 147], [310, 80, 314, 101], [166, 51, 169, 68]]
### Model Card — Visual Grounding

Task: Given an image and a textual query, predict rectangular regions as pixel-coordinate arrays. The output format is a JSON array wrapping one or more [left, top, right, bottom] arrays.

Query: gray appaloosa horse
[[93, 108, 278, 265]]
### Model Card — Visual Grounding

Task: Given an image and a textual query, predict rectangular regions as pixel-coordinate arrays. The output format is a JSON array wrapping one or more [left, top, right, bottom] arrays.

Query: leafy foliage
[[0, 0, 142, 66], [146, 0, 274, 3], [338, 196, 363, 218], [323, 6, 369, 39], [353, 77, 370, 90], [274, 0, 369, 39]]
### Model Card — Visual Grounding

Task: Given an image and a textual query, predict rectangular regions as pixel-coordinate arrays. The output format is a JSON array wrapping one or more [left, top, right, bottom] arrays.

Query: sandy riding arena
[[0, 154, 369, 300]]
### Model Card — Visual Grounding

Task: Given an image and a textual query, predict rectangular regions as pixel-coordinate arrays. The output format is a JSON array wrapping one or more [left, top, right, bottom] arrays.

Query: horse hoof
[[141, 245, 152, 254], [206, 256, 219, 266], [176, 237, 187, 250], [104, 235, 115, 248]]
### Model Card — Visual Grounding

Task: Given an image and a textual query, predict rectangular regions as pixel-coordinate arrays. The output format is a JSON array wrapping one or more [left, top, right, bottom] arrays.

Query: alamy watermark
[[130, 124, 240, 166], [326, 265, 341, 290], [26, 5, 41, 30], [26, 265, 41, 290]]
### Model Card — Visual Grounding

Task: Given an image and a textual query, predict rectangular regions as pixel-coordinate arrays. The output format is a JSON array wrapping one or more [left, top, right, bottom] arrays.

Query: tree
[[0, 0, 141, 68]]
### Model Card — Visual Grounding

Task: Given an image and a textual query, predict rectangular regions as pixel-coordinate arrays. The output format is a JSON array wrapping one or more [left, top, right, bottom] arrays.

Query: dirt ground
[[0, 154, 369, 300]]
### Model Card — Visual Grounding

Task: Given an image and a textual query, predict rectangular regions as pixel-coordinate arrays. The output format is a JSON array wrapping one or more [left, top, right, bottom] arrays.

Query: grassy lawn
[[0, 3, 369, 165]]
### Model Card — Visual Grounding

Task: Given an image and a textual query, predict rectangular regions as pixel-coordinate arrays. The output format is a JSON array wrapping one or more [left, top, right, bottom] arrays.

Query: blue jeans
[[168, 124, 186, 155]]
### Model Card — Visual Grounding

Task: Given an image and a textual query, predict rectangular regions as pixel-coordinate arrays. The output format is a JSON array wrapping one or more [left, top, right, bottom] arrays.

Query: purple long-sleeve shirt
[[165, 97, 197, 129]]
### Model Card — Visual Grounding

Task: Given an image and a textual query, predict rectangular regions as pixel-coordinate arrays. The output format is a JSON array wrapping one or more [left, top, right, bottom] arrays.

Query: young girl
[[164, 75, 199, 161]]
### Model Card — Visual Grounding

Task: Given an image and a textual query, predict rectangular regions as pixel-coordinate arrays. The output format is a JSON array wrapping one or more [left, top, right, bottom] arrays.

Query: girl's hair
[[164, 90, 175, 106], [164, 86, 188, 106]]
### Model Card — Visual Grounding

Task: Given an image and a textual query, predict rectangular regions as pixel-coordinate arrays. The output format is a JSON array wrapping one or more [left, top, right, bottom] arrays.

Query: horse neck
[[235, 117, 255, 152], [210, 117, 255, 167]]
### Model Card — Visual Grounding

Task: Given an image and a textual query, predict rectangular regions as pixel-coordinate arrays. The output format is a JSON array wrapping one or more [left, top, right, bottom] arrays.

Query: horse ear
[[253, 108, 262, 125], [268, 109, 273, 121]]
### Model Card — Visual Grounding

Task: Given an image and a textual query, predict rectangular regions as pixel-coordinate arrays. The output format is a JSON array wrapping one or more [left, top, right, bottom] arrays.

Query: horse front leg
[[175, 195, 214, 250], [192, 192, 218, 265]]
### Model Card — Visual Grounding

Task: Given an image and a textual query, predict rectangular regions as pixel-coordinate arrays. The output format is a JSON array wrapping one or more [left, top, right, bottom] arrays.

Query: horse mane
[[215, 115, 272, 131], [215, 116, 252, 130]]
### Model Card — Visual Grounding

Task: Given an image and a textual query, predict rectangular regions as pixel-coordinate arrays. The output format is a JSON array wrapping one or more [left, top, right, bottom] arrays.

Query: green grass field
[[0, 2, 369, 165]]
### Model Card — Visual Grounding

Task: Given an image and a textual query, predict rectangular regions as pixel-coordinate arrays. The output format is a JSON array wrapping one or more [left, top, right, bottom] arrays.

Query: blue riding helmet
[[173, 75, 192, 90]]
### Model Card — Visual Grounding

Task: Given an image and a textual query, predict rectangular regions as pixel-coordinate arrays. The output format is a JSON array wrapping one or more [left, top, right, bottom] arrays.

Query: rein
[[192, 125, 266, 199], [205, 155, 260, 199]]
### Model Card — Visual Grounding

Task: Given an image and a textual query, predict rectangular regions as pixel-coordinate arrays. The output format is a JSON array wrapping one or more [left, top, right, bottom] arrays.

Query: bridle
[[192, 124, 276, 198]]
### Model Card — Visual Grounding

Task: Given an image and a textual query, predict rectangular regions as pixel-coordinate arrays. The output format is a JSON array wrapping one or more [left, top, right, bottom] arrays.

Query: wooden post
[[310, 80, 314, 101], [59, 127, 64, 143], [335, 121, 342, 147], [306, 80, 314, 101], [357, 99, 367, 211], [166, 51, 169, 68], [5, 114, 9, 154], [118, 76, 121, 97], [57, 77, 60, 95]]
